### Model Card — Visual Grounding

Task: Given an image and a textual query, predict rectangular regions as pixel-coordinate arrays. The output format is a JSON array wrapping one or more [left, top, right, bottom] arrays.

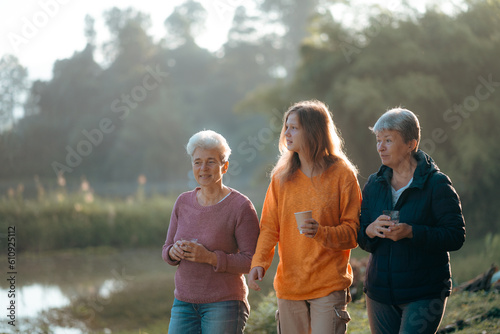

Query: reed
[[0, 177, 175, 252]]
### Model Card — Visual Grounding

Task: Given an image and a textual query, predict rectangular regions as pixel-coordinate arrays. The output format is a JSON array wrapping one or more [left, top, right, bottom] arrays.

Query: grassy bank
[[246, 290, 500, 334]]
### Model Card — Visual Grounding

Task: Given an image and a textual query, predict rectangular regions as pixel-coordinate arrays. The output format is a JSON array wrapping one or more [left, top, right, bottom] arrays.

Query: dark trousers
[[365, 295, 447, 334]]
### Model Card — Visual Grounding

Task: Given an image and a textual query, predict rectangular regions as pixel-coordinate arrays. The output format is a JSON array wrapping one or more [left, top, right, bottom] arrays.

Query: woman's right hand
[[248, 266, 265, 291], [168, 240, 187, 261], [366, 215, 395, 239]]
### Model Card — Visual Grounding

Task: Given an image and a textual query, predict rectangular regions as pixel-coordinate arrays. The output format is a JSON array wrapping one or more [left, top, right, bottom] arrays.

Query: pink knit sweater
[[162, 187, 259, 308]]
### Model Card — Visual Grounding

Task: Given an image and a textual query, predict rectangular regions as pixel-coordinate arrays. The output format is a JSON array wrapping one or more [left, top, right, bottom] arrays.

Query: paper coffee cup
[[294, 210, 312, 233]]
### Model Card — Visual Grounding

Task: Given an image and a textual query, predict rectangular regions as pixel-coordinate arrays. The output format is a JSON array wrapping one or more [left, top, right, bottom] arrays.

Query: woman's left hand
[[300, 218, 319, 238], [383, 223, 413, 241], [180, 240, 218, 266]]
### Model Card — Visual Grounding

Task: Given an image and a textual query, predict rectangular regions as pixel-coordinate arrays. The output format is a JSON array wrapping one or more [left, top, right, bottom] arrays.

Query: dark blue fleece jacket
[[358, 150, 466, 304]]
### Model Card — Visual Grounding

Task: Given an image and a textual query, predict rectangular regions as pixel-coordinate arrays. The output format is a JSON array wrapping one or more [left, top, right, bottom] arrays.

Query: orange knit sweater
[[251, 161, 361, 300]]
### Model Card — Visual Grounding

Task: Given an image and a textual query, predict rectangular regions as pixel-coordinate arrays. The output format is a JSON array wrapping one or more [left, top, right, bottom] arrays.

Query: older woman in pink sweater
[[162, 130, 260, 334]]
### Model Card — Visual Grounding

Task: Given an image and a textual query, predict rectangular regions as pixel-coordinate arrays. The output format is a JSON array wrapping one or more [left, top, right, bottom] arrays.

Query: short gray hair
[[370, 108, 420, 152], [186, 130, 231, 162]]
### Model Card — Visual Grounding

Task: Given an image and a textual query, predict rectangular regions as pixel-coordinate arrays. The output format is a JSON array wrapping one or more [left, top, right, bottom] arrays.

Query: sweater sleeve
[[411, 173, 466, 252], [357, 175, 381, 253], [314, 172, 361, 250], [213, 199, 260, 274], [162, 197, 180, 266], [250, 178, 280, 273]]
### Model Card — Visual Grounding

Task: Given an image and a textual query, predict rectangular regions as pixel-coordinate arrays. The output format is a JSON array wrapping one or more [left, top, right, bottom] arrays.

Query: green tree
[[163, 0, 207, 48], [0, 55, 28, 130], [241, 0, 500, 236]]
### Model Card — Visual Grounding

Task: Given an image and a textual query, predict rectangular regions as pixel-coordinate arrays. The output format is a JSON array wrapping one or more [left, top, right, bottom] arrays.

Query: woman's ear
[[409, 139, 418, 152], [222, 161, 229, 174]]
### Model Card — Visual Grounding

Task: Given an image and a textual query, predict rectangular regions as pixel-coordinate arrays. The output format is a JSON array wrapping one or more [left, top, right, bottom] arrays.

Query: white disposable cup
[[294, 210, 312, 234]]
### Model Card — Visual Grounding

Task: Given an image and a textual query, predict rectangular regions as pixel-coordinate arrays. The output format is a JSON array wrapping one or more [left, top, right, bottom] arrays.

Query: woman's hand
[[300, 218, 319, 238], [366, 215, 413, 241], [366, 215, 396, 239], [248, 266, 265, 291], [384, 223, 413, 241], [179, 240, 218, 266], [169, 240, 187, 261]]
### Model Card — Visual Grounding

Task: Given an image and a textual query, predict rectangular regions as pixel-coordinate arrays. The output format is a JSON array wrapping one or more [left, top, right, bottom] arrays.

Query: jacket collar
[[375, 150, 439, 189]]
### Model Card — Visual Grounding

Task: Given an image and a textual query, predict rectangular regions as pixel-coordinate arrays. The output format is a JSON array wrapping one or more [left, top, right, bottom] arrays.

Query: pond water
[[0, 280, 129, 333], [0, 248, 174, 333], [1, 284, 81, 333]]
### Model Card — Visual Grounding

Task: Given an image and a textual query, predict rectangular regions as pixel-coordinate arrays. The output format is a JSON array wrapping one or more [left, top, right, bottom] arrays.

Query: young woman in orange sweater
[[248, 100, 361, 334]]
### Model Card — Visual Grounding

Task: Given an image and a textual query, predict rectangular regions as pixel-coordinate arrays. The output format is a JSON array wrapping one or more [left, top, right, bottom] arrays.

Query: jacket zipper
[[388, 185, 412, 304], [387, 184, 395, 304], [388, 235, 395, 304]]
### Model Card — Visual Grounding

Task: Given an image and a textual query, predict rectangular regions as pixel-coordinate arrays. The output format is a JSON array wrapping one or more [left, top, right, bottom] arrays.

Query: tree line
[[0, 0, 499, 236]]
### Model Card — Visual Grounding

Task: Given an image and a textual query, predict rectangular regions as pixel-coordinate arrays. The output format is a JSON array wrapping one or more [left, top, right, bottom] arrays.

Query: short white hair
[[370, 108, 420, 153], [186, 130, 231, 162]]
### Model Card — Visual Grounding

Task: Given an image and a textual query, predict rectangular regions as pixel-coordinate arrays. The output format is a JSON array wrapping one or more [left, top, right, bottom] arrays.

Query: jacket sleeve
[[411, 173, 466, 252], [162, 197, 180, 265], [213, 199, 260, 274], [314, 173, 361, 250], [250, 178, 280, 273], [357, 175, 381, 253]]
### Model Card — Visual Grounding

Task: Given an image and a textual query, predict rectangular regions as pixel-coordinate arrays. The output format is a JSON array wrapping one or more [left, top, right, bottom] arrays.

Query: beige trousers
[[276, 289, 351, 334]]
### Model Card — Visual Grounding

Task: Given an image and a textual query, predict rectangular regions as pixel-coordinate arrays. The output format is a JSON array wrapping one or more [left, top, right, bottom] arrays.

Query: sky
[[0, 0, 241, 81], [0, 0, 464, 82]]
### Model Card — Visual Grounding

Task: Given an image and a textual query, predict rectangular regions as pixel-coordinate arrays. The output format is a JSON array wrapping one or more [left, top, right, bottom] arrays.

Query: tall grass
[[0, 176, 175, 252]]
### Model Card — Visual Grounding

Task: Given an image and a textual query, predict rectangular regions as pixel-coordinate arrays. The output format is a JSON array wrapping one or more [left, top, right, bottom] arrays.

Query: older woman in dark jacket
[[357, 108, 465, 334]]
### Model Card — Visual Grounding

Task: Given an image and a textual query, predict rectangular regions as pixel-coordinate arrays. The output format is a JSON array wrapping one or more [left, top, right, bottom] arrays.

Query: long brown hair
[[271, 100, 357, 183]]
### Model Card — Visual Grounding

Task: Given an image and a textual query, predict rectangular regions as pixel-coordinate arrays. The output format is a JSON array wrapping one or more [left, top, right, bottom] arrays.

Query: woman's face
[[376, 130, 414, 169], [191, 147, 228, 187], [284, 112, 305, 155]]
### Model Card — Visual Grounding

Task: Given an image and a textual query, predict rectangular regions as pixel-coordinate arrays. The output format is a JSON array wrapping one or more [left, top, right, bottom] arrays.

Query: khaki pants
[[276, 289, 351, 334]]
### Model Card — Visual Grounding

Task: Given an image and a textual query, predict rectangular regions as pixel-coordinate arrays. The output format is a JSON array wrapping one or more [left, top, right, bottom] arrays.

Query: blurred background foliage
[[0, 0, 499, 238]]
